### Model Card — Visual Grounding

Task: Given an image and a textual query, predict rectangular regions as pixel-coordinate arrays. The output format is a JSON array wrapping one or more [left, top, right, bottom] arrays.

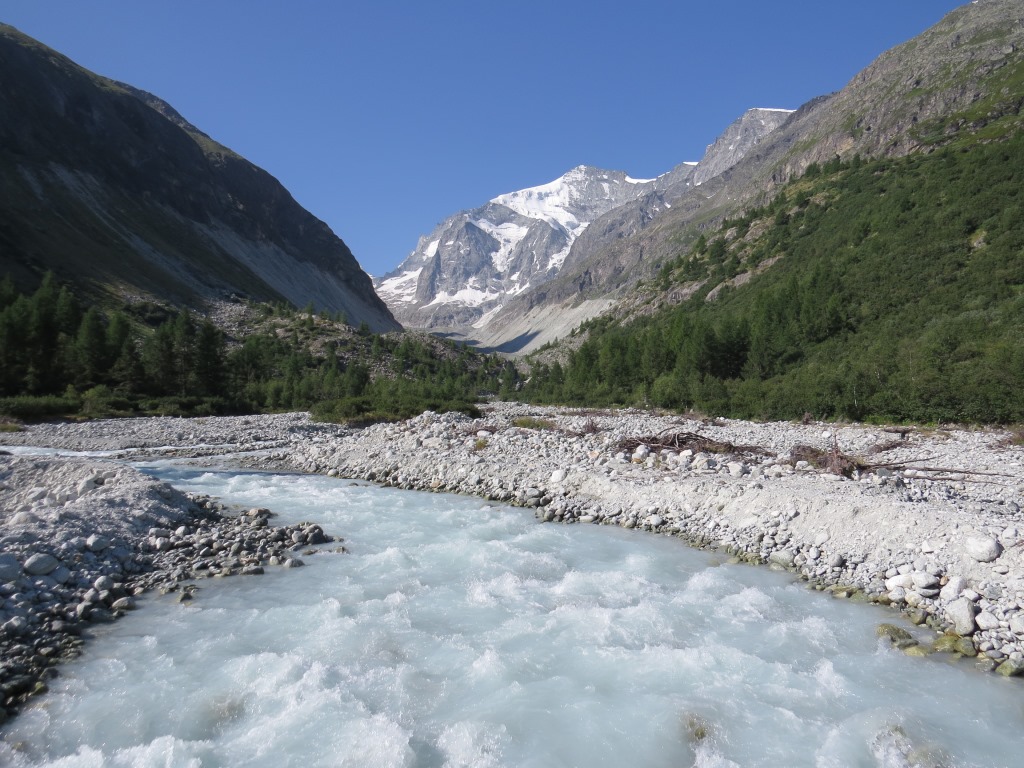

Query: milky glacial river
[[2, 466, 1022, 767]]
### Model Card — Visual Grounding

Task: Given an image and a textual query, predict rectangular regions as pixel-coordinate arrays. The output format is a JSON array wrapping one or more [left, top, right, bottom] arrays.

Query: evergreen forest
[[0, 275, 514, 424], [520, 133, 1024, 424]]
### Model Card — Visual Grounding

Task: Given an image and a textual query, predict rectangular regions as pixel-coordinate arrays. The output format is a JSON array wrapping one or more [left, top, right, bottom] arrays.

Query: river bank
[[0, 430, 341, 721], [278, 404, 1024, 670], [3, 404, 1024, 699]]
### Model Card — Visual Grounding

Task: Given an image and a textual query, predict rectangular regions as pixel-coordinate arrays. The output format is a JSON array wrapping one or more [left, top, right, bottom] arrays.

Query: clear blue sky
[[4, 1, 966, 277]]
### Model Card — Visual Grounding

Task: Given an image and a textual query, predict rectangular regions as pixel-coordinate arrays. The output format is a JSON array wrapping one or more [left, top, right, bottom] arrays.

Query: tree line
[[0, 275, 515, 422]]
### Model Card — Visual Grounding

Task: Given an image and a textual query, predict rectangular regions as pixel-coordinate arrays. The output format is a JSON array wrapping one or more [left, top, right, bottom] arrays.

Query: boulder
[[1009, 614, 1024, 636], [86, 534, 111, 552], [23, 552, 59, 576], [965, 536, 1002, 563], [947, 597, 978, 635], [911, 572, 939, 590], [939, 575, 968, 601], [975, 611, 1001, 631], [769, 550, 796, 568]]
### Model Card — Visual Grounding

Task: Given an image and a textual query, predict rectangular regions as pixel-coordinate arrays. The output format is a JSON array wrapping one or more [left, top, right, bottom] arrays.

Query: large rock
[[1009, 614, 1024, 636], [23, 552, 59, 576], [965, 536, 1002, 563], [975, 611, 1001, 631], [947, 597, 978, 636], [939, 575, 968, 601]]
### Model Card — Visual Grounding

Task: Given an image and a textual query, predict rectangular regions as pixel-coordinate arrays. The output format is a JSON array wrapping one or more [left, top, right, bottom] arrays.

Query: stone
[[995, 658, 1024, 677], [876, 623, 914, 644], [550, 469, 567, 484], [965, 536, 1002, 563], [769, 550, 796, 568], [947, 597, 978, 635], [975, 611, 1001, 631], [86, 534, 111, 552], [888, 587, 907, 604], [1009, 614, 1024, 636], [886, 574, 915, 591], [903, 644, 931, 657], [23, 552, 59, 576], [94, 575, 115, 591], [911, 572, 939, 590], [939, 575, 968, 601]]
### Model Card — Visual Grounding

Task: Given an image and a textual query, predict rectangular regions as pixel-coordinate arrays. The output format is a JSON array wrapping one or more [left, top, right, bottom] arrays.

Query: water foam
[[1, 466, 1021, 767]]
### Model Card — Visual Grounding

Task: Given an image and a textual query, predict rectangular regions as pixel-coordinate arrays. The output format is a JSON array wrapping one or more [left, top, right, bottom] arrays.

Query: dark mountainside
[[0, 24, 398, 332], [478, 0, 1024, 352]]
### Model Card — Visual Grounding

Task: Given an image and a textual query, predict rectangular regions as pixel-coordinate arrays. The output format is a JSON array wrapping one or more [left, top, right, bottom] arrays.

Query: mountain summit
[[0, 24, 399, 331], [374, 165, 664, 330], [377, 107, 792, 349]]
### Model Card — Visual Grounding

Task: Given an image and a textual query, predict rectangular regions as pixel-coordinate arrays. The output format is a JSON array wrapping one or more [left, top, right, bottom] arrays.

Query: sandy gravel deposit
[[2, 403, 1024, 719]]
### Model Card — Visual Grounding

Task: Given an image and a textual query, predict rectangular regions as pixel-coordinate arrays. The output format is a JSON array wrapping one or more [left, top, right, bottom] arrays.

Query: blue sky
[[5, 1, 966, 277]]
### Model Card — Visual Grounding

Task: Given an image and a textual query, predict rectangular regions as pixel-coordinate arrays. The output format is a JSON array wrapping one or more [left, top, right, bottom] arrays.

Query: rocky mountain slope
[[379, 108, 792, 346], [374, 165, 673, 330], [0, 24, 399, 332], [451, 0, 1024, 353]]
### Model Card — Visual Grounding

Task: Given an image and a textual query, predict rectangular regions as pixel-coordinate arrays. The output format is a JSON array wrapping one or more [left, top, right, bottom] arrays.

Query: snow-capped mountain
[[376, 107, 794, 342], [375, 165, 662, 329]]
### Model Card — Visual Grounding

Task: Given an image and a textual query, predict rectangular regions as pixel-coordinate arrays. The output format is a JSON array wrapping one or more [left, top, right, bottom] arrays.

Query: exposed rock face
[[691, 108, 794, 186], [0, 24, 399, 331], [467, 109, 791, 352], [375, 165, 662, 330], [377, 106, 791, 349]]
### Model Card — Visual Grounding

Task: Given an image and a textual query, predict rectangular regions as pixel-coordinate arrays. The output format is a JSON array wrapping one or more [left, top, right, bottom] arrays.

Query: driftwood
[[794, 437, 1012, 483], [617, 427, 771, 460]]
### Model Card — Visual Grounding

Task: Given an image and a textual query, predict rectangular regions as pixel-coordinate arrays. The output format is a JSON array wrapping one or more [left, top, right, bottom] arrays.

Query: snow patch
[[427, 286, 501, 308], [491, 168, 589, 235], [376, 268, 423, 305], [474, 219, 531, 273]]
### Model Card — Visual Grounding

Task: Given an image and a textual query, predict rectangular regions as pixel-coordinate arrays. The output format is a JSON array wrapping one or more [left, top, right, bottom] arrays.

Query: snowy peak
[[492, 165, 654, 236], [375, 165, 657, 329], [375, 107, 791, 338]]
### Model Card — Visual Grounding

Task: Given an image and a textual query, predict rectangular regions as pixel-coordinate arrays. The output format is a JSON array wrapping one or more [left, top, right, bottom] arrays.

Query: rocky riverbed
[[2, 403, 1024, 718], [0, 440, 341, 723]]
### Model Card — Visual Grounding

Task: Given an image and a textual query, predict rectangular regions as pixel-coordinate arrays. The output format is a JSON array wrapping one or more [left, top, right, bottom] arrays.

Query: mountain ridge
[[378, 107, 792, 345], [0, 23, 399, 332]]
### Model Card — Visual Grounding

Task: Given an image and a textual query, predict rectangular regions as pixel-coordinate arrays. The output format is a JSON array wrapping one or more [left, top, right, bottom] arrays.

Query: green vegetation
[[522, 131, 1024, 424], [511, 416, 557, 430], [0, 276, 516, 423]]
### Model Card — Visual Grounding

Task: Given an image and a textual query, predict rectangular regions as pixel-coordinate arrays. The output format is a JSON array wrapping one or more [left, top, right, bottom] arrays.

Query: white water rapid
[[2, 465, 1021, 767]]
